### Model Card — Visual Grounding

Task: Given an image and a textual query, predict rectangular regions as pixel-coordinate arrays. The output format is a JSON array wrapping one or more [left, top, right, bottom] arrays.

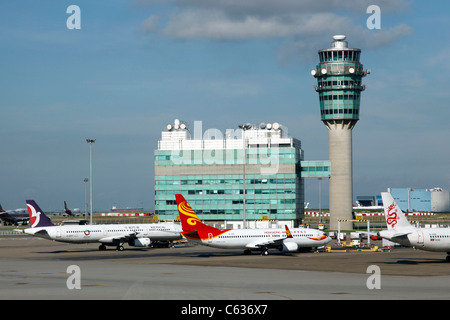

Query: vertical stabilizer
[[381, 192, 411, 230], [26, 200, 55, 228], [175, 194, 229, 239], [64, 201, 73, 216]]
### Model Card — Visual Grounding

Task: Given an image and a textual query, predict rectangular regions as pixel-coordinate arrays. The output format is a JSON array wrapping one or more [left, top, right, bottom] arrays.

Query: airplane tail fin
[[26, 200, 55, 228], [381, 192, 412, 230], [175, 194, 227, 239], [284, 225, 293, 238], [0, 203, 4, 213], [176, 194, 210, 233], [64, 201, 73, 215]]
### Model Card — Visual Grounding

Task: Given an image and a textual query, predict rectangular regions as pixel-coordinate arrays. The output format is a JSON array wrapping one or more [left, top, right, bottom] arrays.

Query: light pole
[[86, 139, 95, 225], [318, 177, 322, 224], [84, 178, 88, 220], [238, 123, 252, 229]]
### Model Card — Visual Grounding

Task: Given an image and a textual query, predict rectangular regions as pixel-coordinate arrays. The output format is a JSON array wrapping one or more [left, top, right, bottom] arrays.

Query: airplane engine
[[280, 242, 298, 252], [130, 238, 151, 247]]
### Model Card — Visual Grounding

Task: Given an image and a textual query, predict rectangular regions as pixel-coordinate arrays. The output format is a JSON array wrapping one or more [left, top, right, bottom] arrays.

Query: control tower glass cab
[[312, 35, 368, 127], [311, 35, 369, 231]]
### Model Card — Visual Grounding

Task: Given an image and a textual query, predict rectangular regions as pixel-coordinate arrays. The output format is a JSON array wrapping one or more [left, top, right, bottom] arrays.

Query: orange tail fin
[[175, 194, 206, 233], [285, 225, 293, 238], [175, 194, 229, 240]]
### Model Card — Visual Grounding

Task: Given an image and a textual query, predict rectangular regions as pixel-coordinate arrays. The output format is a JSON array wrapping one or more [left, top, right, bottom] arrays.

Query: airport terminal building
[[154, 120, 330, 228], [388, 187, 450, 213]]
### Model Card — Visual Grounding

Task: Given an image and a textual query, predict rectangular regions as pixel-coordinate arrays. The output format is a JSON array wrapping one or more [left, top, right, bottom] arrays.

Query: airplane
[[63, 201, 80, 216], [21, 200, 183, 251], [0, 204, 29, 226], [175, 194, 331, 255], [379, 192, 450, 262], [353, 201, 383, 210]]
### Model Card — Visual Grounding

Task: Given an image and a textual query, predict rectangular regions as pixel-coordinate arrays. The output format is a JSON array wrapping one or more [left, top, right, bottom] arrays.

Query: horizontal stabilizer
[[181, 230, 200, 240], [392, 232, 412, 238]]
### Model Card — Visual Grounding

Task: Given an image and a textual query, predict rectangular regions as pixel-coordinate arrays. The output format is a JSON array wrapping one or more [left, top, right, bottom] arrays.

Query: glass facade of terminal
[[154, 121, 334, 226], [154, 148, 303, 222]]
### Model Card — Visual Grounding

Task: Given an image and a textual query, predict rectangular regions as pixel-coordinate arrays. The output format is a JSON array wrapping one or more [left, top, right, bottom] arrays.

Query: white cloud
[[139, 0, 413, 62], [140, 15, 159, 33], [161, 10, 355, 40]]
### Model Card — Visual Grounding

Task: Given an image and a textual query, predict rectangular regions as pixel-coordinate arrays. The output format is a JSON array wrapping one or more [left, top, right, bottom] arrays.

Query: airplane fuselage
[[185, 227, 331, 251], [380, 227, 450, 252], [25, 223, 182, 245]]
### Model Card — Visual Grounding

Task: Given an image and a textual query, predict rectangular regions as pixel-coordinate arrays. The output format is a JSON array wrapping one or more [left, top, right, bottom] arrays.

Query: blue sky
[[1, 0, 449, 212]]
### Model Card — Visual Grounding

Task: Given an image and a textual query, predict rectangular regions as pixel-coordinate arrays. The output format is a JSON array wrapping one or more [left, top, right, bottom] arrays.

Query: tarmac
[[1, 237, 450, 301]]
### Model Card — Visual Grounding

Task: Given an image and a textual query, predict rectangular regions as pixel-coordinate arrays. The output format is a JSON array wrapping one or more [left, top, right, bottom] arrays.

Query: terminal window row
[[156, 189, 296, 196], [155, 209, 297, 215], [154, 152, 297, 161], [157, 199, 296, 206], [155, 190, 297, 197], [155, 178, 297, 185]]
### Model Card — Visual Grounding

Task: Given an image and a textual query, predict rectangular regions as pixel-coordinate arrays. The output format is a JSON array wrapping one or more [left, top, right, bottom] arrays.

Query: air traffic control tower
[[312, 35, 369, 230]]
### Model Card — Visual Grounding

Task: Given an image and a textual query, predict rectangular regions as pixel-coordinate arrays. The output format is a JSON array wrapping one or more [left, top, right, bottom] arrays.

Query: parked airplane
[[175, 194, 331, 255], [0, 204, 29, 226], [22, 200, 183, 251], [63, 201, 79, 216], [353, 201, 383, 210], [379, 192, 450, 262]]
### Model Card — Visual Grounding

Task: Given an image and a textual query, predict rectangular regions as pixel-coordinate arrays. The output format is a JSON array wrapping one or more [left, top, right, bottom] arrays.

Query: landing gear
[[260, 247, 269, 256], [116, 244, 124, 251], [99, 244, 106, 251], [446, 253, 450, 262], [243, 249, 252, 255]]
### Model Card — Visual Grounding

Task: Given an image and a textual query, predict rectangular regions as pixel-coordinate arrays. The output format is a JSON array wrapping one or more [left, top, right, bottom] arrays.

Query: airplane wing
[[246, 225, 293, 249], [99, 232, 139, 243], [245, 238, 286, 249]]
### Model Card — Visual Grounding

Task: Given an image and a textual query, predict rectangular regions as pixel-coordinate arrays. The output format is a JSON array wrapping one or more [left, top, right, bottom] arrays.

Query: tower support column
[[326, 120, 355, 230]]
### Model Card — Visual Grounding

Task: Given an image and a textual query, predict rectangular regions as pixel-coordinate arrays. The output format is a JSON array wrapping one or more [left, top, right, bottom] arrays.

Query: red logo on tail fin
[[386, 202, 399, 228]]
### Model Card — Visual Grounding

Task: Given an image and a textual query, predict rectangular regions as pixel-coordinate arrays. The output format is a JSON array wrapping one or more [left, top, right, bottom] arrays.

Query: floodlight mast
[[238, 124, 252, 229], [86, 139, 96, 225]]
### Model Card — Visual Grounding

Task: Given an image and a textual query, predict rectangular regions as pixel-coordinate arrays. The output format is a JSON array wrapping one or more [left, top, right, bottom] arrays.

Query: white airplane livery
[[379, 192, 450, 262], [176, 194, 331, 255], [23, 200, 182, 251]]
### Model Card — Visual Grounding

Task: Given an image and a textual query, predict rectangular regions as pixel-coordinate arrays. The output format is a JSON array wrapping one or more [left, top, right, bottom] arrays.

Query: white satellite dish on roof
[[272, 122, 280, 130]]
